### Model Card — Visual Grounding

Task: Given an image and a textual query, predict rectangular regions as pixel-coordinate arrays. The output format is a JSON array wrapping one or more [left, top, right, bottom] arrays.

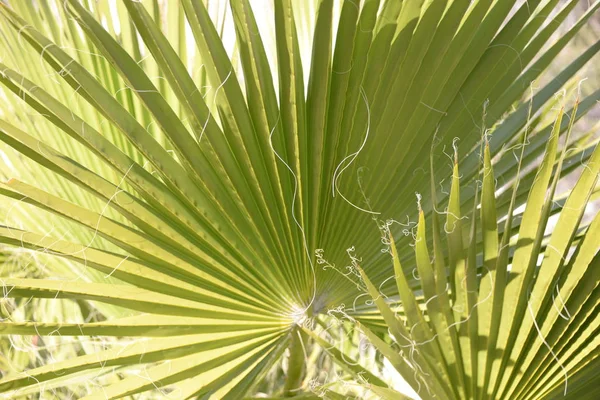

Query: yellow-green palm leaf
[[0, 0, 599, 398]]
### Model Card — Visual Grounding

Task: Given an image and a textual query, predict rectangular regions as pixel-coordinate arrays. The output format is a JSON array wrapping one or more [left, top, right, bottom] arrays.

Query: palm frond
[[314, 106, 600, 398], [0, 0, 599, 398]]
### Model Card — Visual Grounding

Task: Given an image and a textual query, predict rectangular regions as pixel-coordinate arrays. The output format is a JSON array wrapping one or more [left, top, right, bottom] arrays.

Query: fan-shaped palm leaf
[[0, 0, 598, 398], [308, 107, 600, 398]]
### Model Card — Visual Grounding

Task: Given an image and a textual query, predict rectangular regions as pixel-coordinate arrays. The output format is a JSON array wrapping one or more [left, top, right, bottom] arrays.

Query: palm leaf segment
[[312, 115, 600, 398], [0, 0, 598, 398]]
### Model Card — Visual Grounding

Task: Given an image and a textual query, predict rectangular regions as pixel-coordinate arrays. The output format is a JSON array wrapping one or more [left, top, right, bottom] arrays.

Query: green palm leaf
[[316, 107, 600, 398], [0, 0, 598, 398]]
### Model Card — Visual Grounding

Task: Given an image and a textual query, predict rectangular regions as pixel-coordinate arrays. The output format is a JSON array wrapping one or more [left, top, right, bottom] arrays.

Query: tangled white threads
[[307, 376, 329, 397], [384, 217, 417, 238], [326, 303, 355, 323], [332, 87, 380, 215], [486, 43, 524, 72], [324, 261, 463, 399], [551, 281, 571, 321], [442, 210, 469, 234], [378, 274, 397, 293], [2, 160, 135, 286], [198, 69, 232, 142], [345, 246, 364, 282], [352, 293, 372, 312], [527, 289, 569, 396], [268, 115, 317, 317], [423, 283, 450, 309], [113, 77, 165, 97], [316, 248, 363, 292], [459, 92, 481, 131], [378, 221, 393, 255], [333, 256, 441, 398], [420, 101, 447, 116], [393, 266, 494, 395]]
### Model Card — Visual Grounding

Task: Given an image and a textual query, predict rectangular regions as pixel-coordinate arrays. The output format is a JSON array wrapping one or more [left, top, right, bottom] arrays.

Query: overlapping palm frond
[[0, 0, 598, 398], [309, 104, 600, 398]]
